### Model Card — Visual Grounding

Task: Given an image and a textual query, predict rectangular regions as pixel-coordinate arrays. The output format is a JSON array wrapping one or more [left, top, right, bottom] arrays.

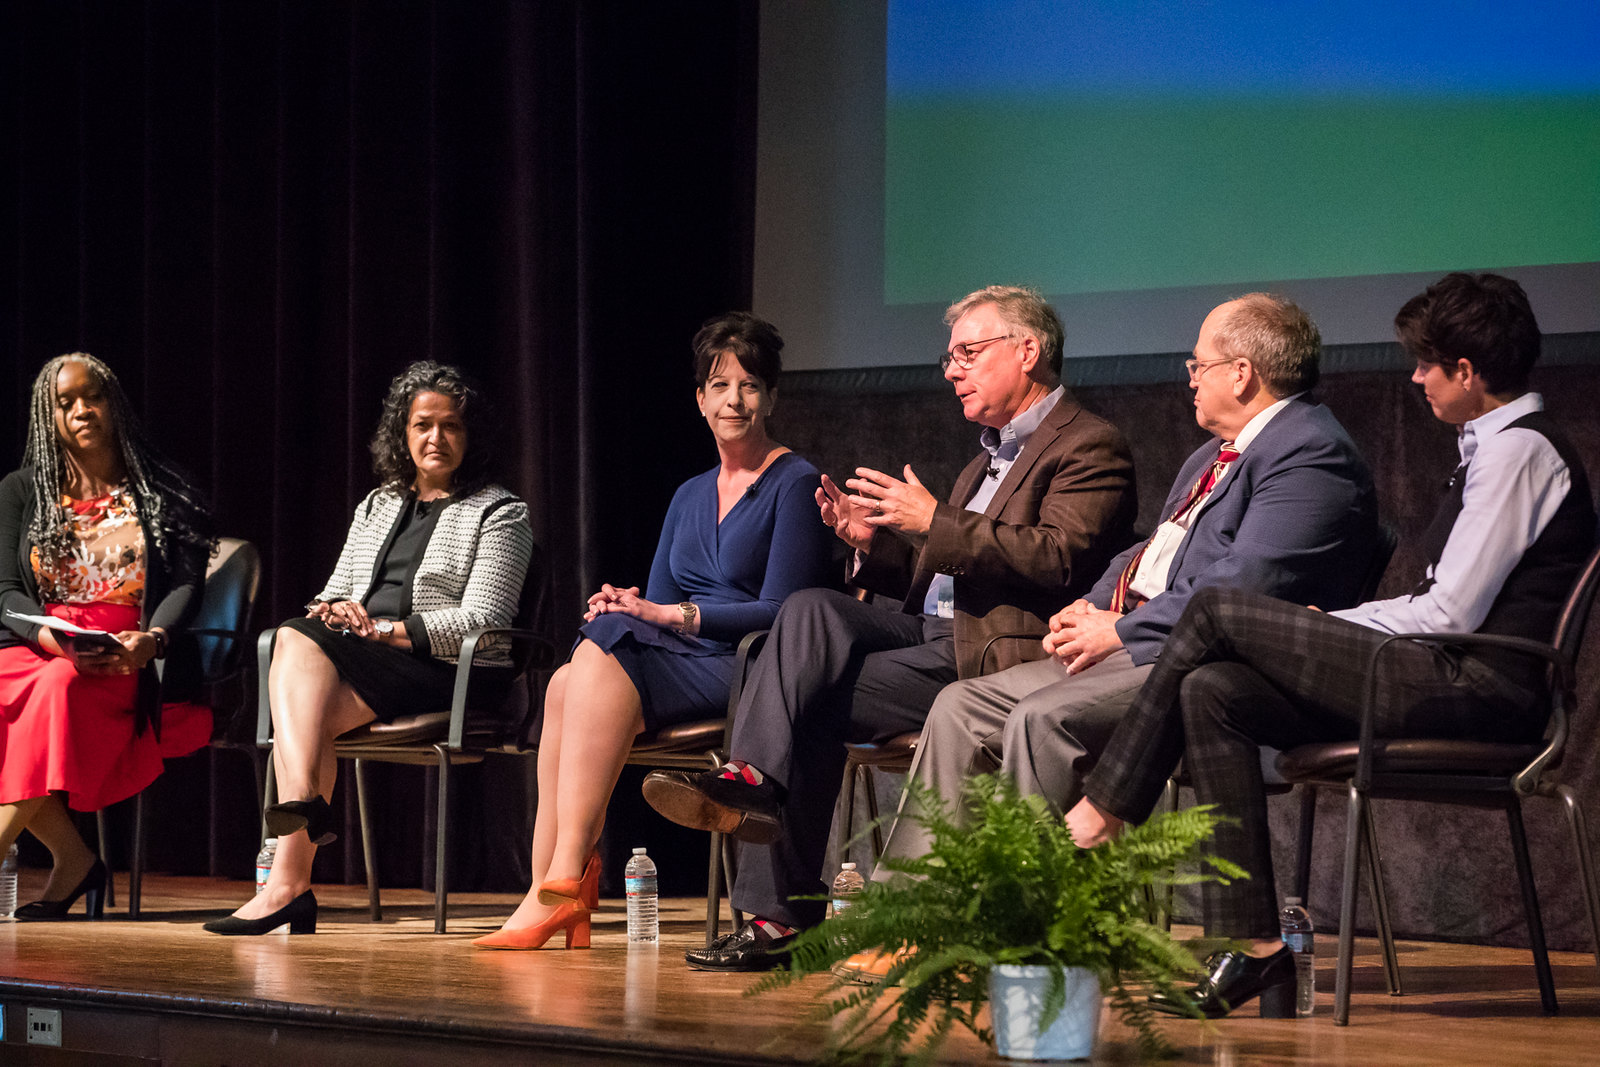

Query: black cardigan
[[0, 467, 209, 735]]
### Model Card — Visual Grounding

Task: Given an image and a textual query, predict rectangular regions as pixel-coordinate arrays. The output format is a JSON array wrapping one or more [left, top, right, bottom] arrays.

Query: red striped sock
[[752, 918, 795, 940], [716, 760, 766, 786]]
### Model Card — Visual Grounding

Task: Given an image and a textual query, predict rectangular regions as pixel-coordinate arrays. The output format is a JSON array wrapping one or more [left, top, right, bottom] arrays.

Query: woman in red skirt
[[0, 353, 213, 919]]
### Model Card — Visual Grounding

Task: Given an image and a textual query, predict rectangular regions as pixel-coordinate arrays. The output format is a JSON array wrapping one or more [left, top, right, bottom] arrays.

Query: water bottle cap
[[1284, 896, 1302, 905], [632, 847, 648, 855], [841, 862, 856, 870], [264, 837, 279, 845]]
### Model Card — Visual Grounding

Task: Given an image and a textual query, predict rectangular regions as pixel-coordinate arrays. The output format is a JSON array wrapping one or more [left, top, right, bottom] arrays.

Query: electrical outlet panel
[[26, 1007, 62, 1046]]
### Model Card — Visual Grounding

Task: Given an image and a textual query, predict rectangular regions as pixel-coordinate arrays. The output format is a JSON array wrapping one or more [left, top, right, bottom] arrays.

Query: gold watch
[[676, 601, 698, 633]]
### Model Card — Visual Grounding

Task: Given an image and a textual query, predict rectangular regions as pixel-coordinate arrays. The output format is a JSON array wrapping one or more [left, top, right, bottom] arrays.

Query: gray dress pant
[[727, 587, 957, 928], [874, 649, 1152, 878]]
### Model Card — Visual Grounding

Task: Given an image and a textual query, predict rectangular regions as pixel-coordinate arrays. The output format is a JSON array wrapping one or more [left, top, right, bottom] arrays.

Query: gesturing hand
[[816, 474, 875, 551], [845, 465, 937, 538]]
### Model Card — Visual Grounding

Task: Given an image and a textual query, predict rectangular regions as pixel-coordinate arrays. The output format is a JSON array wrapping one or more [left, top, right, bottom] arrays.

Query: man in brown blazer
[[644, 285, 1137, 969]]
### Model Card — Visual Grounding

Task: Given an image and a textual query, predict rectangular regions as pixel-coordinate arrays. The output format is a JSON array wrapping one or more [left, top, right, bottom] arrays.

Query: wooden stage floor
[[0, 870, 1597, 1065]]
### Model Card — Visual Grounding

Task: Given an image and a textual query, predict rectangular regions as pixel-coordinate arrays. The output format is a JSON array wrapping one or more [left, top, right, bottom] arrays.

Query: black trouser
[[1084, 588, 1539, 939], [728, 588, 956, 928]]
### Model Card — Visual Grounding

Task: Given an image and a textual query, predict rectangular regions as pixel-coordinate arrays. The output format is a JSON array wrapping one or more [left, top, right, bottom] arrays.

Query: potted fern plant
[[755, 774, 1242, 1063]]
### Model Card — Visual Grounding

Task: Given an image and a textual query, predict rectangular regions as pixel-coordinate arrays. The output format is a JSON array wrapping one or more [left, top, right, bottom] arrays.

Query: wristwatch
[[675, 601, 698, 633], [374, 619, 395, 636]]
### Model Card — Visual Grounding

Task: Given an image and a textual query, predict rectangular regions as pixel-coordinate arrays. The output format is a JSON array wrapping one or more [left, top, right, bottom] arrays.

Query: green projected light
[[885, 94, 1600, 303]]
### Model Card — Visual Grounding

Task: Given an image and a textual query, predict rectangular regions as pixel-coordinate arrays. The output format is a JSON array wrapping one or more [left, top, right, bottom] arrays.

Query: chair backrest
[[193, 537, 263, 683], [507, 541, 549, 677], [1358, 521, 1401, 604], [1553, 542, 1600, 666]]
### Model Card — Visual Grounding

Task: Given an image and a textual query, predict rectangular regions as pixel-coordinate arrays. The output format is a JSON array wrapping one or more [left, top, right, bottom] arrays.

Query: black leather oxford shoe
[[1149, 946, 1297, 1018], [642, 768, 782, 845], [684, 921, 796, 972]]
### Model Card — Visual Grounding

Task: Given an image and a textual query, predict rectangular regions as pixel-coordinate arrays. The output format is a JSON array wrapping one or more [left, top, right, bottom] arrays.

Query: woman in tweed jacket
[[207, 362, 532, 936]]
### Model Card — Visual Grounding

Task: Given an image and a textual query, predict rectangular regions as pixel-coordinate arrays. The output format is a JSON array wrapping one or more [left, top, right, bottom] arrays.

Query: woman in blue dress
[[475, 312, 835, 949]]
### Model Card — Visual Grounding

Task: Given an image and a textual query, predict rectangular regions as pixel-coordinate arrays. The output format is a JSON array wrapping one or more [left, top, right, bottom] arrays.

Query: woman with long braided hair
[[0, 353, 214, 919]]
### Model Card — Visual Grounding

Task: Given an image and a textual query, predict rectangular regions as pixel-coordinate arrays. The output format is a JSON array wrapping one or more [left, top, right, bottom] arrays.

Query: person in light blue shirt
[[1068, 272, 1596, 1019]]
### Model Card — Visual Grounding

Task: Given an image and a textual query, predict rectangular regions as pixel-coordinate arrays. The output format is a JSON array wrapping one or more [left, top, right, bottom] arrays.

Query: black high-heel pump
[[264, 797, 337, 846], [14, 858, 109, 920], [202, 889, 318, 935]]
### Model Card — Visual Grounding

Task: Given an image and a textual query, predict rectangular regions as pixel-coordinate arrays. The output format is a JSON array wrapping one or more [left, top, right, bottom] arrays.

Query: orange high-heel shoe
[[471, 899, 591, 950], [537, 851, 601, 909]]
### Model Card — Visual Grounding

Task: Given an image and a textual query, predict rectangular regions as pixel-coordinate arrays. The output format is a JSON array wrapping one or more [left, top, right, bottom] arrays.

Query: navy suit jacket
[[1086, 396, 1378, 665]]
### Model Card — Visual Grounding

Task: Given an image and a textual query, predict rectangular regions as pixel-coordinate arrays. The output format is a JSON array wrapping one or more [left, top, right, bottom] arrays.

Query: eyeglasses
[[1185, 356, 1237, 381], [941, 334, 1013, 371]]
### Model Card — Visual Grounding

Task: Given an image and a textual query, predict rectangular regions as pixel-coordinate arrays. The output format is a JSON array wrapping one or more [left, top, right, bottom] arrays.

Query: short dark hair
[[370, 361, 497, 494], [692, 312, 784, 390], [1395, 272, 1540, 394]]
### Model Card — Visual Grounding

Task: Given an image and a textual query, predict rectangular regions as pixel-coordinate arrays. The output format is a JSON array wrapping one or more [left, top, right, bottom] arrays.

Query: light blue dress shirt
[[1333, 392, 1571, 635], [922, 386, 1066, 617]]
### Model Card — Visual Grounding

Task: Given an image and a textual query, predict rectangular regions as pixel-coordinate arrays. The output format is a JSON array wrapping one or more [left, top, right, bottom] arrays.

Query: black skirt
[[278, 616, 512, 723]]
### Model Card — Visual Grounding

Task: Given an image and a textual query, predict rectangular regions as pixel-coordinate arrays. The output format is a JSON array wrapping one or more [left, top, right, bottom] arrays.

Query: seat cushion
[[630, 718, 725, 754], [336, 712, 502, 747], [1276, 738, 1544, 781], [845, 731, 920, 771]]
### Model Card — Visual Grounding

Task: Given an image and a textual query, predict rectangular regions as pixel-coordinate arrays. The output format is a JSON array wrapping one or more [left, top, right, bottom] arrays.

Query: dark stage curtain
[[2, 1, 758, 896]]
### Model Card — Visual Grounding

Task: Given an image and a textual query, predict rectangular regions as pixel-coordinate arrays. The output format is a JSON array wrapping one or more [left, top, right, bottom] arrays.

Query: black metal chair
[[1277, 542, 1600, 1024], [256, 549, 555, 933], [625, 629, 766, 945], [98, 536, 263, 917], [838, 629, 1033, 862]]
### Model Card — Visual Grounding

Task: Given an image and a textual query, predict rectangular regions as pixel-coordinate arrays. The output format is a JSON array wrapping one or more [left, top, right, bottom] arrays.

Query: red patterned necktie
[[1108, 443, 1240, 613]]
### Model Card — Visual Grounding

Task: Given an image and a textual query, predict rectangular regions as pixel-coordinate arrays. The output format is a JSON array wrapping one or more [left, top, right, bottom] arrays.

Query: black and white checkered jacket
[[315, 483, 533, 665]]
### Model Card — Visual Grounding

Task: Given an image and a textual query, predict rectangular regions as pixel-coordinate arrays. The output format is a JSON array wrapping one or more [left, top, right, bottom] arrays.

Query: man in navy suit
[[870, 293, 1380, 877]]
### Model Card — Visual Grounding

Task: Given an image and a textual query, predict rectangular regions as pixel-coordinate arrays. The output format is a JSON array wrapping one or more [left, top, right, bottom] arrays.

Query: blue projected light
[[884, 0, 1600, 302]]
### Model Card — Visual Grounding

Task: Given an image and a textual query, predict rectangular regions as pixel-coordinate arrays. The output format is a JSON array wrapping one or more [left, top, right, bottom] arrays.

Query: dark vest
[[1413, 411, 1596, 660]]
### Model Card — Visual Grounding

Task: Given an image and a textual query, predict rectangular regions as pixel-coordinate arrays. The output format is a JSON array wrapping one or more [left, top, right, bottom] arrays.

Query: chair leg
[[1555, 784, 1600, 973], [705, 830, 724, 946], [1358, 811, 1401, 995], [1160, 776, 1179, 931], [262, 752, 277, 846], [863, 766, 885, 860], [354, 758, 382, 923], [839, 758, 859, 862], [1294, 786, 1317, 901], [250, 746, 267, 820], [95, 810, 116, 909], [1334, 784, 1367, 1026], [1505, 798, 1558, 1015], [129, 791, 146, 919], [724, 835, 743, 932], [434, 746, 451, 934]]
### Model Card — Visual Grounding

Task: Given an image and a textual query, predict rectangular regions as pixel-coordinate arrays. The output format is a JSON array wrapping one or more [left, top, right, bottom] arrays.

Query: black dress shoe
[[203, 890, 318, 935], [264, 797, 337, 846], [684, 921, 796, 972], [14, 859, 108, 920], [1150, 946, 1296, 1019], [642, 769, 782, 845]]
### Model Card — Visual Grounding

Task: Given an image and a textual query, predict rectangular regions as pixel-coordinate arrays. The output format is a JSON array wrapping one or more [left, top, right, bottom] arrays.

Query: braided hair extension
[[369, 361, 499, 496], [24, 353, 216, 571]]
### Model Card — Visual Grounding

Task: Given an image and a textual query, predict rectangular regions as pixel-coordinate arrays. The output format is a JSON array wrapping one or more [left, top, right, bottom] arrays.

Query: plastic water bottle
[[830, 861, 865, 919], [0, 843, 18, 919], [625, 847, 659, 943], [255, 838, 278, 895], [1280, 896, 1315, 1017]]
